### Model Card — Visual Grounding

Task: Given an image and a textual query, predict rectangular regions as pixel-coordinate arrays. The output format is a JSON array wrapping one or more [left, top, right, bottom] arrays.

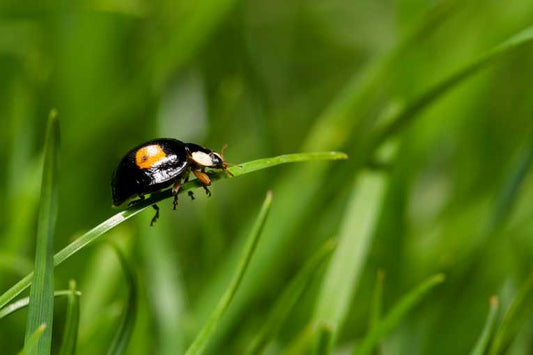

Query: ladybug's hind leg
[[151, 204, 160, 226]]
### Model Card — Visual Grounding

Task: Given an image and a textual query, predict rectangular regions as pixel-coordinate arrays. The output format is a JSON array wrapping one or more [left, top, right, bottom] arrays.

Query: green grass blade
[[19, 324, 47, 355], [0, 290, 81, 319], [489, 272, 533, 355], [59, 280, 80, 355], [301, 0, 459, 153], [0, 151, 344, 310], [376, 25, 533, 143], [353, 274, 446, 355], [470, 296, 499, 355], [24, 110, 59, 355], [152, 0, 243, 89], [369, 270, 385, 332], [185, 191, 273, 355], [246, 239, 337, 355], [315, 325, 334, 355], [137, 220, 187, 354], [312, 170, 388, 350], [107, 245, 138, 355]]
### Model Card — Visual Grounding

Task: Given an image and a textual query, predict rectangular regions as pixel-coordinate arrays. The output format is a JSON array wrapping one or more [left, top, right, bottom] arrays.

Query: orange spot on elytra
[[135, 145, 167, 169]]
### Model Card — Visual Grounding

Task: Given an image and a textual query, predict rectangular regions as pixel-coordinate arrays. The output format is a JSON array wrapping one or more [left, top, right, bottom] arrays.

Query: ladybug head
[[186, 143, 227, 169]]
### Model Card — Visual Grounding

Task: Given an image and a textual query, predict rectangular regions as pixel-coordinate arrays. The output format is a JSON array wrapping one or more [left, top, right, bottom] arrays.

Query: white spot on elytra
[[191, 151, 214, 166]]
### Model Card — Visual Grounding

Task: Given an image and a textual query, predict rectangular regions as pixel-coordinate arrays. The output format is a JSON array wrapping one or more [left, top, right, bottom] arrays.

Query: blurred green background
[[1, 0, 533, 353]]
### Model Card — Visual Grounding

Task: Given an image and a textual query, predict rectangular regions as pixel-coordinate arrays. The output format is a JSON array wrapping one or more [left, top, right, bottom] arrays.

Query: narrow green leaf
[[185, 191, 273, 355], [246, 239, 337, 355], [0, 151, 344, 310], [353, 274, 446, 355], [369, 270, 385, 332], [0, 290, 81, 319], [107, 245, 138, 355], [24, 110, 59, 355], [470, 296, 499, 355], [152, 0, 244, 89], [489, 272, 533, 355], [376, 25, 533, 144], [19, 324, 47, 355], [314, 325, 334, 355], [59, 280, 80, 355], [137, 220, 187, 354], [313, 170, 388, 349]]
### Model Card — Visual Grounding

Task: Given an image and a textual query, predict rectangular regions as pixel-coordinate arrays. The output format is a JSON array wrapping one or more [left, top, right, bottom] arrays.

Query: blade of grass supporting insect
[[59, 280, 80, 355], [489, 272, 533, 355], [185, 191, 273, 355], [353, 274, 446, 355], [369, 270, 385, 332], [19, 324, 47, 355], [246, 239, 337, 355], [107, 244, 138, 355], [0, 290, 81, 319], [470, 296, 499, 355], [312, 171, 388, 351], [24, 110, 59, 355], [0, 152, 343, 310]]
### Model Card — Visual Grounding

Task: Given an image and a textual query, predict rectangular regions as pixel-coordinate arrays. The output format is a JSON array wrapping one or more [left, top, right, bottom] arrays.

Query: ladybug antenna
[[218, 144, 236, 176], [219, 144, 228, 159]]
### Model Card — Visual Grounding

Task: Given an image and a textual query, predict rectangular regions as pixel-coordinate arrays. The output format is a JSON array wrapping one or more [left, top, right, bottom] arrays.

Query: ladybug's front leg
[[192, 168, 212, 197]]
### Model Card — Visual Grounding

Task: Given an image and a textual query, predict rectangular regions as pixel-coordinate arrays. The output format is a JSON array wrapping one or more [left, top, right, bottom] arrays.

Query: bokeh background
[[1, 0, 533, 353]]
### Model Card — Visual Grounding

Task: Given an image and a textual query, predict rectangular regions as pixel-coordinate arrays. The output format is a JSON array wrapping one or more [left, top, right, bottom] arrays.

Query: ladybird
[[111, 138, 230, 225]]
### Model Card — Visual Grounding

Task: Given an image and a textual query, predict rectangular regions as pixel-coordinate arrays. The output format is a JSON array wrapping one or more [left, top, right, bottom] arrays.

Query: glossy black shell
[[111, 139, 189, 206]]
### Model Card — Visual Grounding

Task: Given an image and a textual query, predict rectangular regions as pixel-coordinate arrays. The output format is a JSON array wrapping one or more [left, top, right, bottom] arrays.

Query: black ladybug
[[111, 138, 229, 225]]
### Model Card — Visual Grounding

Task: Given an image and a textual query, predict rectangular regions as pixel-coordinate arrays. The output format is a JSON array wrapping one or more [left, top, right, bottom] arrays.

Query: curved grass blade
[[185, 191, 273, 355], [24, 110, 59, 355], [489, 272, 533, 355], [369, 270, 385, 332], [107, 244, 138, 355], [313, 170, 388, 350], [353, 274, 446, 355], [59, 280, 81, 355], [375, 25, 533, 144], [19, 324, 47, 355], [246, 239, 337, 355], [0, 151, 345, 310], [470, 296, 499, 355], [0, 290, 81, 319]]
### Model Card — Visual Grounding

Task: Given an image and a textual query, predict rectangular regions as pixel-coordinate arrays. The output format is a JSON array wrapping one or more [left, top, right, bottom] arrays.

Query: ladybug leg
[[151, 204, 160, 226], [128, 194, 145, 207], [172, 180, 181, 210], [192, 168, 212, 197], [184, 174, 195, 200]]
